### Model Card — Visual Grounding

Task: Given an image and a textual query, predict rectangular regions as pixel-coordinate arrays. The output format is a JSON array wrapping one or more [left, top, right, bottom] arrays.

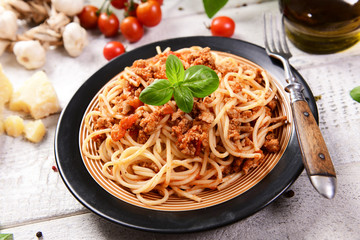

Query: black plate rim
[[54, 36, 318, 233]]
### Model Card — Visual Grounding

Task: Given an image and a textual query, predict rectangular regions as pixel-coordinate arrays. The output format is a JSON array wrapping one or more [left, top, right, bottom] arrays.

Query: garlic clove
[[51, 0, 84, 17], [62, 22, 87, 57], [13, 40, 46, 70], [0, 9, 18, 40]]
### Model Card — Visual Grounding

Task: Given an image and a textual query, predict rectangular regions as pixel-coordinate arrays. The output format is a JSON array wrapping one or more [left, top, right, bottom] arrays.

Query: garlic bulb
[[51, 0, 84, 17], [0, 8, 18, 40], [62, 22, 87, 57], [13, 41, 46, 70]]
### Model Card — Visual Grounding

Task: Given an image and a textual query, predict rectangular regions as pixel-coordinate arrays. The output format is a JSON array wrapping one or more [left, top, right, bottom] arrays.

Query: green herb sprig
[[350, 86, 360, 103], [0, 234, 13, 240], [139, 54, 219, 113]]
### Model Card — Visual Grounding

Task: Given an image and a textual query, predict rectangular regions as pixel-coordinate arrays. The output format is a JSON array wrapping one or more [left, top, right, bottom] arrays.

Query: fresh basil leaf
[[166, 54, 185, 85], [174, 86, 194, 113], [0, 234, 13, 240], [203, 0, 228, 18], [350, 86, 360, 103], [139, 79, 174, 106], [182, 65, 219, 98]]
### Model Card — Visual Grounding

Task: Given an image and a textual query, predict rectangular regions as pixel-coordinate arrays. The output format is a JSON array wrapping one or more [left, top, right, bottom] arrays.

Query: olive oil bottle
[[279, 0, 360, 54]]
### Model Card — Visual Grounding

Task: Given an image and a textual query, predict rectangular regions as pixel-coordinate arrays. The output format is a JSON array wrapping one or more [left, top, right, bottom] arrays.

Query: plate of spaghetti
[[55, 36, 318, 233]]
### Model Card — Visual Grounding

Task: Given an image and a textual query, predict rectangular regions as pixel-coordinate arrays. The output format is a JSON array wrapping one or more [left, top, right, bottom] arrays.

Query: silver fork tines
[[264, 14, 292, 58], [263, 14, 295, 84]]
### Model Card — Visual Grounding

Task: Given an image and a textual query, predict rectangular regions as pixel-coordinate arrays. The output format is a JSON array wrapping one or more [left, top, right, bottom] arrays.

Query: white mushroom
[[51, 0, 84, 17], [62, 22, 87, 57], [0, 7, 18, 40], [13, 40, 46, 69]]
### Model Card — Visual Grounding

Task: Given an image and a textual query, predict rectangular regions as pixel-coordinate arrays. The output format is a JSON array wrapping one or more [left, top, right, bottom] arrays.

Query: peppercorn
[[36, 231, 42, 238], [283, 190, 295, 198]]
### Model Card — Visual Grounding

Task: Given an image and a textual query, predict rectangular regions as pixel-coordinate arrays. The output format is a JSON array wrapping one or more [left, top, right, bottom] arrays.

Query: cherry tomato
[[103, 41, 126, 61], [98, 12, 120, 37], [136, 1, 162, 27], [210, 16, 235, 38], [77, 5, 99, 29], [124, 1, 138, 17], [110, 0, 127, 9], [153, 0, 163, 5], [120, 16, 144, 42]]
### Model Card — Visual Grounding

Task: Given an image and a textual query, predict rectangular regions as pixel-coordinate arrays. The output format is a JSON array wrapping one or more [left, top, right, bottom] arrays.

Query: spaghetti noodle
[[81, 47, 287, 206]]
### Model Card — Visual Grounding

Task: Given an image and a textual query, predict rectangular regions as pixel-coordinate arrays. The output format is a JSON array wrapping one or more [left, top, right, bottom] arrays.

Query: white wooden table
[[1, 0, 360, 239]]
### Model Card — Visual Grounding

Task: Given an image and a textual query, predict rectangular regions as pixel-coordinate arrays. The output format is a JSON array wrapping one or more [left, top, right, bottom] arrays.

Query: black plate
[[55, 36, 318, 233]]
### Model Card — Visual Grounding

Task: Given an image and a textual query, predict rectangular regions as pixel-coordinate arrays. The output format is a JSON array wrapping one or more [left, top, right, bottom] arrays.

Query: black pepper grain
[[283, 190, 295, 198], [36, 231, 42, 238]]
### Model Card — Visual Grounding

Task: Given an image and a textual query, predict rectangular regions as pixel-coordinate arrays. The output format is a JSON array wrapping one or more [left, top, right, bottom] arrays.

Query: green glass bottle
[[279, 0, 360, 54]]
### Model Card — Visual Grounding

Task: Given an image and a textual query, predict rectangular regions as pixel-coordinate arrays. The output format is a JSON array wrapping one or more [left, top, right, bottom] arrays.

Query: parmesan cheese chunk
[[24, 120, 46, 143], [9, 71, 60, 119], [0, 64, 13, 112], [4, 115, 24, 137]]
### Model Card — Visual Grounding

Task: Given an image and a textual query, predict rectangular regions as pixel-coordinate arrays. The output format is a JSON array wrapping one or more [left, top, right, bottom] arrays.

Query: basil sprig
[[139, 54, 219, 113], [203, 0, 228, 18]]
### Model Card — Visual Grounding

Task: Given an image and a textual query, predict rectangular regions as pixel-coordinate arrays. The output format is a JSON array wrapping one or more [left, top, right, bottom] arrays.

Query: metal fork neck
[[277, 57, 305, 103], [286, 82, 305, 103], [280, 57, 295, 83]]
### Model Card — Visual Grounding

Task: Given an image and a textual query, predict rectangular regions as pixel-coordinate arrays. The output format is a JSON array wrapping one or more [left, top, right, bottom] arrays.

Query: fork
[[263, 14, 337, 199]]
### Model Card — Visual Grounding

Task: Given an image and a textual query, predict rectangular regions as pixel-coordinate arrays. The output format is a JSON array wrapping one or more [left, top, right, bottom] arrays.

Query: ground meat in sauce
[[186, 47, 216, 70], [228, 118, 253, 141], [94, 116, 116, 130], [230, 158, 244, 174], [176, 125, 209, 156], [197, 111, 214, 124], [192, 101, 215, 124], [267, 99, 277, 111], [222, 149, 267, 175], [216, 63, 239, 76], [170, 100, 215, 156], [224, 150, 265, 175], [228, 76, 243, 93], [242, 158, 261, 175], [137, 130, 149, 144], [139, 110, 162, 134], [254, 68, 264, 84], [227, 106, 262, 120], [172, 118, 192, 136], [92, 115, 117, 143], [171, 108, 185, 121], [115, 98, 132, 115], [263, 132, 280, 152]]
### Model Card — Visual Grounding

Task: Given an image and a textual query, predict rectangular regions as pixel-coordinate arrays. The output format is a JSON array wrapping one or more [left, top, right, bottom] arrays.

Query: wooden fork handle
[[291, 100, 337, 198]]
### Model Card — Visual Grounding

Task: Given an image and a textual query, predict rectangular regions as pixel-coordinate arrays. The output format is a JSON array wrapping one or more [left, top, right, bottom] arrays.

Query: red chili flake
[[52, 166, 58, 172]]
